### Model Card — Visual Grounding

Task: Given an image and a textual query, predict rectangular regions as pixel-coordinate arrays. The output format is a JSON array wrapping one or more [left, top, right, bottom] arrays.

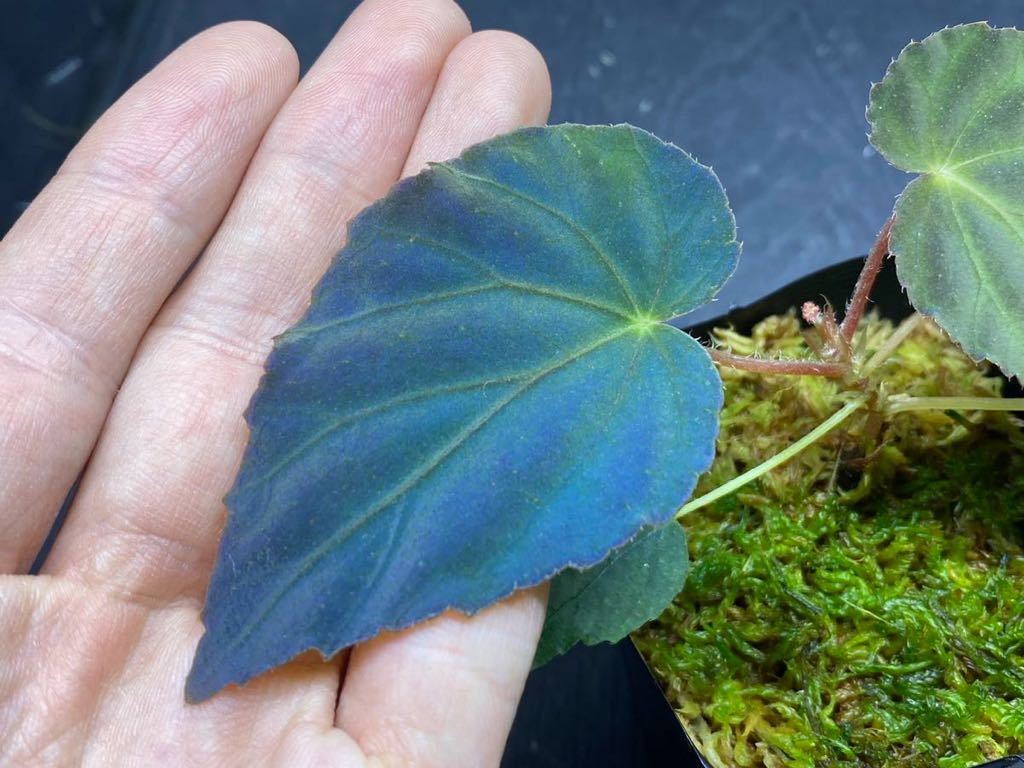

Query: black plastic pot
[[504, 256, 1023, 768], [981, 757, 1024, 768]]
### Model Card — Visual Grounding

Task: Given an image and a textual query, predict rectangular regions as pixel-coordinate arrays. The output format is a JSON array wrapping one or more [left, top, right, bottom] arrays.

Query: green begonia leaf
[[535, 521, 688, 667], [869, 22, 1024, 378], [186, 124, 736, 702]]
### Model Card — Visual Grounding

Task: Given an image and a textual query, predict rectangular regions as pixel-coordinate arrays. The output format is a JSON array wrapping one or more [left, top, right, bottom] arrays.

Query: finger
[[0, 22, 298, 572], [339, 587, 548, 766], [335, 30, 552, 768], [400, 31, 552, 174], [43, 0, 472, 608]]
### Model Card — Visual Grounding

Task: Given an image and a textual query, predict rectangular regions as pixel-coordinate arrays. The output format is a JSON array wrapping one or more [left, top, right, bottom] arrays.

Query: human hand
[[0, 1, 551, 765]]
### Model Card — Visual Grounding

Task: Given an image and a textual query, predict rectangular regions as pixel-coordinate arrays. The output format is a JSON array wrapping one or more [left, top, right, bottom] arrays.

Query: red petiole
[[706, 215, 895, 379], [707, 348, 848, 378], [839, 216, 894, 344]]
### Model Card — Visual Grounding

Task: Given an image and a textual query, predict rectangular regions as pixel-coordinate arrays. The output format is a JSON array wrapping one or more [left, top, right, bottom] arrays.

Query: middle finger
[[43, 0, 472, 606]]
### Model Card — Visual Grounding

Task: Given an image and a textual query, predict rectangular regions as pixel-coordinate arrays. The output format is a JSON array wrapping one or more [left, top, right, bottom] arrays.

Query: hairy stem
[[677, 399, 865, 519], [708, 348, 849, 378], [840, 216, 894, 344], [887, 395, 1024, 414]]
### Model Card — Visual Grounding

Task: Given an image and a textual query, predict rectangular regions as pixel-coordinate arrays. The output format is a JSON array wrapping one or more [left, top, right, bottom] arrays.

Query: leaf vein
[[366, 224, 635, 321], [939, 42, 1024, 169], [284, 283, 503, 338], [239, 373, 528, 492], [626, 130, 672, 315], [943, 172, 1024, 246], [942, 183, 1013, 341], [945, 143, 1024, 171], [223, 327, 636, 658], [439, 164, 641, 313], [547, 529, 646, 621]]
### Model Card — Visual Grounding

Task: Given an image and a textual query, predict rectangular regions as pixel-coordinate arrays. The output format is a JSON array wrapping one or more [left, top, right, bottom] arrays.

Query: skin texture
[[0, 1, 552, 765]]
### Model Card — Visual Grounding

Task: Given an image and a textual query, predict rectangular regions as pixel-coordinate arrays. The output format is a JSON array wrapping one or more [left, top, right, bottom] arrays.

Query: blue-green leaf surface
[[535, 521, 689, 667], [186, 124, 737, 702]]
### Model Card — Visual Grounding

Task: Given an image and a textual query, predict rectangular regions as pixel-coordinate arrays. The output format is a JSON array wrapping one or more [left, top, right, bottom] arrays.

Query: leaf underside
[[869, 22, 1024, 379], [186, 124, 737, 702], [535, 521, 689, 667]]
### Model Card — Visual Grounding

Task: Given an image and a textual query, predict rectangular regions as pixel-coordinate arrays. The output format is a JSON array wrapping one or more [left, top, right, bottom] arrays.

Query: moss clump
[[634, 313, 1024, 768]]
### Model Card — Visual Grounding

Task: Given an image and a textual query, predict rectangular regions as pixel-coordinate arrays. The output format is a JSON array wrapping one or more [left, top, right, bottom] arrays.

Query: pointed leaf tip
[[188, 124, 735, 700]]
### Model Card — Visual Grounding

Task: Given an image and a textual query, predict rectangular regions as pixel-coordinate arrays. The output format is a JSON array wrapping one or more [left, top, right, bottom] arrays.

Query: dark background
[[7, 0, 1024, 322], [3, 1, 1022, 765]]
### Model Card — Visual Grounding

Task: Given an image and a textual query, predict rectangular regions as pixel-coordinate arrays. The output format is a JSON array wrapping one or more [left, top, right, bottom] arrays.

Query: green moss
[[634, 313, 1024, 768]]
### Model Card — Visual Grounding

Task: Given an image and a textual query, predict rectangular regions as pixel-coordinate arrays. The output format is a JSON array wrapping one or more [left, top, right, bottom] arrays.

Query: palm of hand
[[0, 2, 551, 765]]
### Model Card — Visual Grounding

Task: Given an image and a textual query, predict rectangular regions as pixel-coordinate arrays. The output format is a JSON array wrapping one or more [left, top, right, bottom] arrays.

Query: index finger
[[0, 22, 298, 572]]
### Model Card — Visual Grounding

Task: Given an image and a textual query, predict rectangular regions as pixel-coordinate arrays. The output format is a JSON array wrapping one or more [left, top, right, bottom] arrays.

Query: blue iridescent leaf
[[186, 124, 737, 702]]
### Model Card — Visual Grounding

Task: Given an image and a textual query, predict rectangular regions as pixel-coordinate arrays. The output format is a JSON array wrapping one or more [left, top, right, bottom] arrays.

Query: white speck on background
[[638, 98, 653, 114], [862, 144, 877, 159], [587, 63, 601, 79], [45, 57, 82, 86], [599, 50, 617, 67], [740, 162, 763, 178]]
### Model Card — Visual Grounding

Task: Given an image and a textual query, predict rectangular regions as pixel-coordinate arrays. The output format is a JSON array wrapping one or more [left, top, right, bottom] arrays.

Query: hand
[[0, 2, 551, 765]]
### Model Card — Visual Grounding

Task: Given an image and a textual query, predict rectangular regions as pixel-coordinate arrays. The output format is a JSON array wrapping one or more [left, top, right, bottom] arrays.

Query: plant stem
[[860, 313, 924, 375], [887, 396, 1024, 414], [708, 348, 849, 378], [840, 216, 894, 344], [677, 399, 865, 519]]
